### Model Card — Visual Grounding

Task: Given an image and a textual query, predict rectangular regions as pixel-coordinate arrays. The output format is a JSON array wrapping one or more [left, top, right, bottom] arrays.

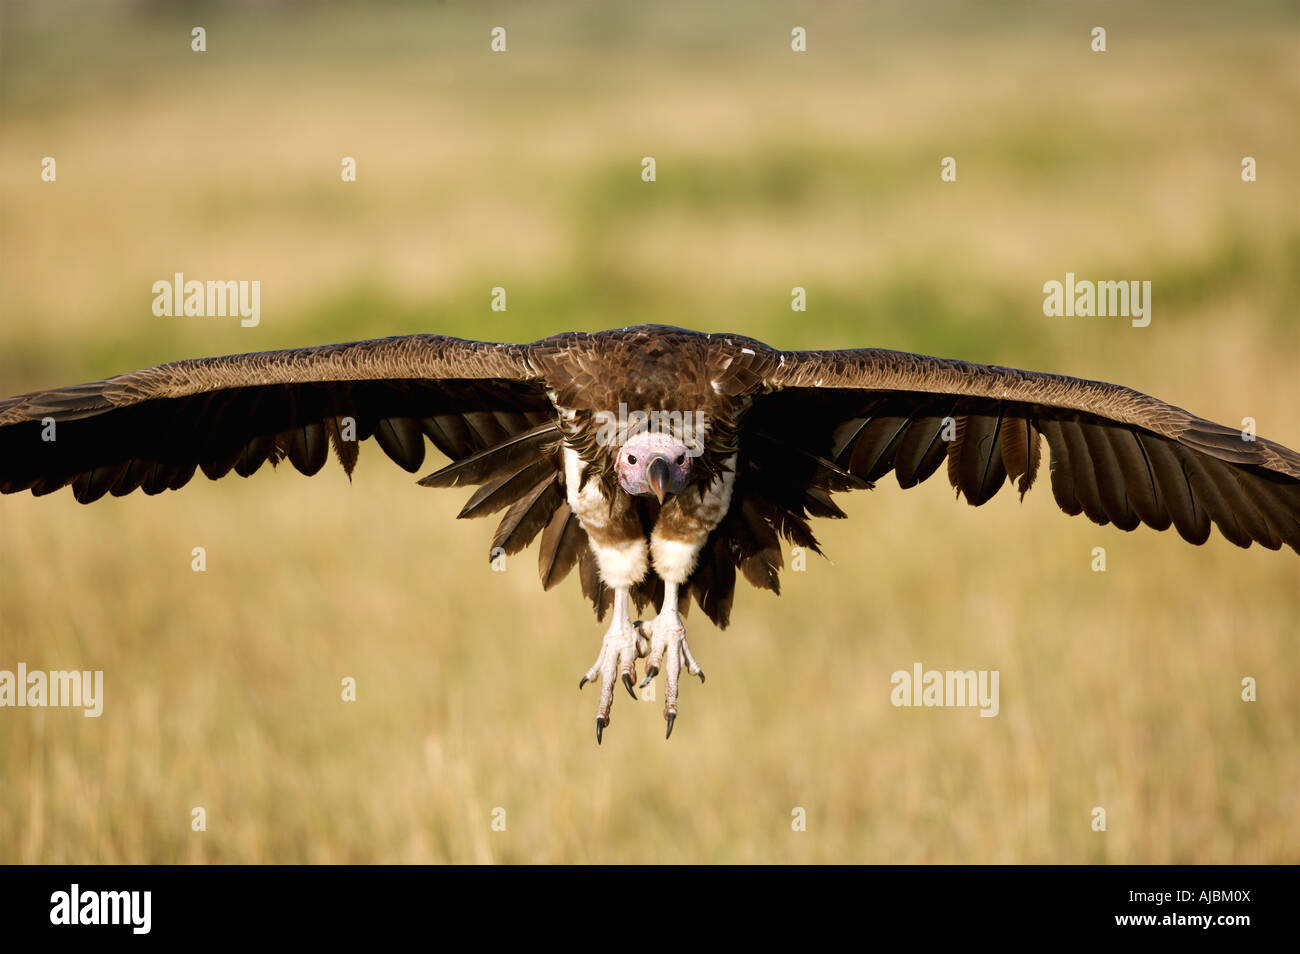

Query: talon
[[622, 672, 637, 699], [579, 676, 589, 690], [665, 711, 676, 739], [596, 717, 606, 744]]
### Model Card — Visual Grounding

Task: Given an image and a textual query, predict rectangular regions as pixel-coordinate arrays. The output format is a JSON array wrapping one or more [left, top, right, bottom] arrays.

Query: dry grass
[[0, 1, 1296, 862], [2, 467, 1296, 863]]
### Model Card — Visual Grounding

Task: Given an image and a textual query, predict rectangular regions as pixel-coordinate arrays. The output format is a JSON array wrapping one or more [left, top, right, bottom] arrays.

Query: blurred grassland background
[[0, 0, 1297, 862]]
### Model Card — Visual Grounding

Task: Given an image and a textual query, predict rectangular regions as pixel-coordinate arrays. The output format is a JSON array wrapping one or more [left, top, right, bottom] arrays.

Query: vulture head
[[615, 430, 693, 503]]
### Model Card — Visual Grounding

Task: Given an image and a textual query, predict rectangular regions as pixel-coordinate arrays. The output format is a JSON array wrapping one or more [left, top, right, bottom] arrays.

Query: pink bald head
[[615, 431, 692, 503]]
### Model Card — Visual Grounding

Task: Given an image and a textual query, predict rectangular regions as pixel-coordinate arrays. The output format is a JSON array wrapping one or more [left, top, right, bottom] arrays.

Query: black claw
[[579, 676, 588, 690], [665, 712, 676, 739], [622, 672, 637, 699], [697, 671, 706, 684], [596, 717, 606, 744]]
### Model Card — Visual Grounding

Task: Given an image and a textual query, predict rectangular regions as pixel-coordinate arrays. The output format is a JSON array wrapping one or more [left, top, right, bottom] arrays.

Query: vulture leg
[[637, 468, 730, 737], [638, 581, 705, 739], [578, 586, 645, 744]]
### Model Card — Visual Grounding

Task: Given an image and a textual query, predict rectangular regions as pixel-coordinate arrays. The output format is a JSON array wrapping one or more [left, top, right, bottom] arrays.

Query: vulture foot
[[578, 598, 646, 744], [637, 608, 705, 738]]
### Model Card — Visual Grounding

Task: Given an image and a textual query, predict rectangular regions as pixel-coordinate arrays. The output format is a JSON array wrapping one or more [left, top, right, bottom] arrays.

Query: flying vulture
[[1, 324, 1297, 741]]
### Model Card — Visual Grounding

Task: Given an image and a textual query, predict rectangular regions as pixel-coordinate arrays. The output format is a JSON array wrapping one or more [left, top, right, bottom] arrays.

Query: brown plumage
[[1, 324, 1297, 633]]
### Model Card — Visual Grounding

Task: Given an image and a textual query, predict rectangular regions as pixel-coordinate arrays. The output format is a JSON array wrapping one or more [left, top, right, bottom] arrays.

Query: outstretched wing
[[0, 333, 564, 499], [0, 333, 628, 604], [745, 345, 1298, 550], [684, 341, 1299, 628]]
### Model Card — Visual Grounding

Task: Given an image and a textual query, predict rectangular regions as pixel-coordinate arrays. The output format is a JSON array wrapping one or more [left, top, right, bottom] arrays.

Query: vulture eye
[[627, 454, 637, 464], [675, 454, 685, 465]]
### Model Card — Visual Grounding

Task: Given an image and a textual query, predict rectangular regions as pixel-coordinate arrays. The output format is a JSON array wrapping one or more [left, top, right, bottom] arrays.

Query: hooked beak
[[646, 456, 671, 503]]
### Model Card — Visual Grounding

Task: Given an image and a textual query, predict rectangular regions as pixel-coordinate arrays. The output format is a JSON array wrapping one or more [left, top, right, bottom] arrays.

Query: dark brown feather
[[1079, 421, 1140, 531], [893, 407, 958, 489], [947, 412, 1007, 506], [1173, 445, 1253, 549], [1109, 426, 1168, 531], [491, 477, 563, 557], [538, 503, 586, 591], [999, 413, 1041, 500], [418, 423, 559, 489], [373, 417, 426, 473], [285, 419, 329, 476], [457, 457, 557, 520], [324, 416, 359, 478], [1139, 431, 1210, 544]]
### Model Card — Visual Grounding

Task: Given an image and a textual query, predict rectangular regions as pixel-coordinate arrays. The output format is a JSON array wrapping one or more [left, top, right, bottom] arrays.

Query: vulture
[[1, 324, 1297, 742]]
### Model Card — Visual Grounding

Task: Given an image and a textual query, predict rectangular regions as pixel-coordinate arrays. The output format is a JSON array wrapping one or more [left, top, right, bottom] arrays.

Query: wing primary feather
[[947, 412, 1007, 506], [490, 476, 563, 556], [1079, 421, 1139, 530], [373, 417, 426, 473], [457, 458, 555, 519], [999, 412, 1041, 500], [1137, 430, 1210, 544], [893, 401, 959, 489], [418, 423, 560, 489], [1113, 426, 1167, 530]]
